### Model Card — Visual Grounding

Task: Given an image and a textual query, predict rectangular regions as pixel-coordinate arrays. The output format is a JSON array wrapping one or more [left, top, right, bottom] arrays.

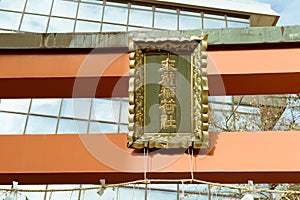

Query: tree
[[209, 94, 300, 199]]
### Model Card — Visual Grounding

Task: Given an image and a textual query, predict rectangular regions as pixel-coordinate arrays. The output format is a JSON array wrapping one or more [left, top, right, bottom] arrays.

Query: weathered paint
[[2, 26, 300, 49]]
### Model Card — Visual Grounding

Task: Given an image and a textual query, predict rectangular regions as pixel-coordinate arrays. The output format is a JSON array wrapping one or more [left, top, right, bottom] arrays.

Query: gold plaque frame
[[128, 36, 209, 149]]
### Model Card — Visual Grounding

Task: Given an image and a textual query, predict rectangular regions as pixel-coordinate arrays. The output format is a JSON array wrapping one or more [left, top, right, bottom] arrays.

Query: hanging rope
[[1, 178, 300, 196], [68, 190, 74, 200], [131, 184, 136, 200], [143, 146, 149, 182], [143, 147, 146, 181], [181, 180, 185, 199], [116, 187, 120, 200], [188, 147, 194, 182], [48, 190, 53, 200]]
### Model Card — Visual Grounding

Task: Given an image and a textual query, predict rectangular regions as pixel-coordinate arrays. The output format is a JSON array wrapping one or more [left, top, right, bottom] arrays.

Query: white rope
[[143, 147, 147, 181], [116, 187, 120, 200], [69, 190, 74, 200], [48, 191, 53, 200], [181, 180, 185, 199], [189, 147, 194, 181], [143, 147, 146, 180], [1, 178, 300, 196], [131, 184, 135, 200]]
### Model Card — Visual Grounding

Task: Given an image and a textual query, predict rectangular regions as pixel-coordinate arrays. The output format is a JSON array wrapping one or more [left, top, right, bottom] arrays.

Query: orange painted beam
[[1, 132, 300, 184], [207, 48, 300, 95], [1, 48, 300, 98], [0, 53, 129, 98]]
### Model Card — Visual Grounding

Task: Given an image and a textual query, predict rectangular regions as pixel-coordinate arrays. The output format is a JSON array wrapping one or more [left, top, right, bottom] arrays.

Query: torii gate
[[1, 26, 300, 184]]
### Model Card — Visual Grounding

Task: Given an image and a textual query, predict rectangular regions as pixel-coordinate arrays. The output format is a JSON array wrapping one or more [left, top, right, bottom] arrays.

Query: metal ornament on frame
[[128, 35, 209, 149]]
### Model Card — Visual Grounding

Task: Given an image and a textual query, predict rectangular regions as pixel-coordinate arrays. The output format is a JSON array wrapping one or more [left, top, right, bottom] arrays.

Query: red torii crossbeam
[[0, 48, 300, 98], [0, 132, 299, 184], [0, 46, 300, 184]]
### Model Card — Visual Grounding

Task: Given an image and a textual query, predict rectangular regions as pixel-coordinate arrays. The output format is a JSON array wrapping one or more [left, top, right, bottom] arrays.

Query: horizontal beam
[[0, 53, 129, 98], [1, 132, 300, 184], [4, 26, 300, 50], [1, 48, 300, 97], [208, 48, 300, 95]]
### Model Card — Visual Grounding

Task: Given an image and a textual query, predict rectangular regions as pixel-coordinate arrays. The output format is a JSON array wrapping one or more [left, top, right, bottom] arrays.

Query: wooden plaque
[[128, 36, 209, 149]]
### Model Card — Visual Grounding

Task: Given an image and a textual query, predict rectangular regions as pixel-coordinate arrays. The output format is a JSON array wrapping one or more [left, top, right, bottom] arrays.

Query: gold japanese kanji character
[[158, 54, 177, 131], [160, 99, 176, 115], [166, 115, 176, 129], [159, 86, 175, 99], [159, 72, 176, 86], [160, 57, 176, 72]]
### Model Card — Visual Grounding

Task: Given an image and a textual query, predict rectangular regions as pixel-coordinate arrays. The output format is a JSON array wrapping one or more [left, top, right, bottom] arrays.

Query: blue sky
[[250, 0, 300, 25]]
